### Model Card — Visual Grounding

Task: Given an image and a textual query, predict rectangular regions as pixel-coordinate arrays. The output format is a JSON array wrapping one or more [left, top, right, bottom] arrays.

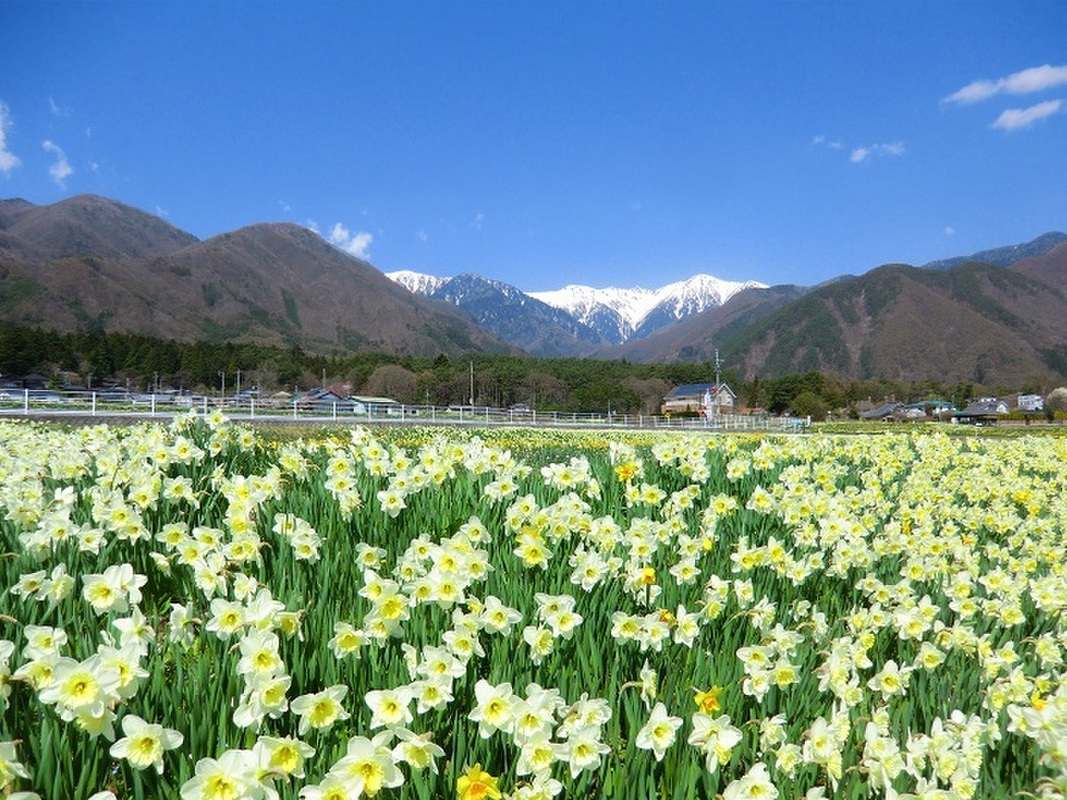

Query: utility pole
[[469, 360, 475, 406], [236, 369, 242, 397], [219, 370, 225, 399], [712, 349, 722, 422]]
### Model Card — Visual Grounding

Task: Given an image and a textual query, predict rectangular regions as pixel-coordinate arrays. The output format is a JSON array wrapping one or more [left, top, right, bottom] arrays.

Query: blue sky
[[1, 2, 1065, 291]]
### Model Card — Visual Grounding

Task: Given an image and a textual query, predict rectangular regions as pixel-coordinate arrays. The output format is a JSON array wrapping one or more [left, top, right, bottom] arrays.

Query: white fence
[[0, 389, 808, 432]]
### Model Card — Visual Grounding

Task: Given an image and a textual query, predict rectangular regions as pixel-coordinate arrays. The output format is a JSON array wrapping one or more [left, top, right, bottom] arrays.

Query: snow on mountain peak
[[386, 269, 769, 345], [530, 274, 768, 331], [529, 285, 657, 330], [386, 270, 449, 296], [651, 274, 769, 315]]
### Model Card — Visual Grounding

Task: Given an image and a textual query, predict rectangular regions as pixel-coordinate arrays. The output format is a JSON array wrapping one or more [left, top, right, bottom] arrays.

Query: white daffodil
[[635, 702, 682, 761], [291, 685, 350, 735], [109, 714, 184, 774]]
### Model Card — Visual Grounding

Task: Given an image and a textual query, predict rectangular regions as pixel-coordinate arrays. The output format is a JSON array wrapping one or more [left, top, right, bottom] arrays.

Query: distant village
[[3, 369, 1063, 426]]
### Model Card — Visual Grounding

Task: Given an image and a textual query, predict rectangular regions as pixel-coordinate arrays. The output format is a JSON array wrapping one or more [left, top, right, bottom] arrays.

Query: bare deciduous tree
[[362, 365, 420, 403]]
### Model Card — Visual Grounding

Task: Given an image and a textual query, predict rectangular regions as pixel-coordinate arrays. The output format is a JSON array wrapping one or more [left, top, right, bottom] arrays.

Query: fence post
[[250, 396, 255, 419], [91, 391, 97, 416]]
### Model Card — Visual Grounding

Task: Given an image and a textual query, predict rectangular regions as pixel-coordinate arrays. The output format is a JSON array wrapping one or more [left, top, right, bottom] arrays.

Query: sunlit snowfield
[[1, 414, 1065, 799]]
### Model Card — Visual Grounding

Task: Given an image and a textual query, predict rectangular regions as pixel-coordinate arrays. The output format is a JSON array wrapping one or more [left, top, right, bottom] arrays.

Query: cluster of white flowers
[[1, 417, 1066, 798]]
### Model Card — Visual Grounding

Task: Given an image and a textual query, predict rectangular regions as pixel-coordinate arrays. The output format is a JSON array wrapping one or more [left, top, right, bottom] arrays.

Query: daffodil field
[[1, 414, 1066, 800]]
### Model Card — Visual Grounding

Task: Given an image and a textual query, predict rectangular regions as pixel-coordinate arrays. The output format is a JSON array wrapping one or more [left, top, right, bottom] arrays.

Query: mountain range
[[0, 195, 510, 357], [1, 193, 1065, 386], [387, 269, 766, 353]]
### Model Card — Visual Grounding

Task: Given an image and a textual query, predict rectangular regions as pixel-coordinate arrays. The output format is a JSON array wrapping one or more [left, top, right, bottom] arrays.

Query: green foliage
[[0, 275, 43, 311], [281, 289, 301, 329], [788, 390, 828, 421]]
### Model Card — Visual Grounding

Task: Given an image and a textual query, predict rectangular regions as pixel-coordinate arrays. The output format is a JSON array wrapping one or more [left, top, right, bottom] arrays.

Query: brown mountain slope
[[0, 195, 199, 260], [0, 196, 512, 357], [721, 261, 1067, 384], [1012, 241, 1067, 294]]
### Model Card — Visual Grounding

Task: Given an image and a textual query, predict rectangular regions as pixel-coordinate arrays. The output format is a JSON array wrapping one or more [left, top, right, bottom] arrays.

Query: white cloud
[[305, 219, 320, 234], [327, 222, 373, 259], [48, 96, 69, 117], [944, 226, 956, 237], [991, 99, 1063, 131], [850, 141, 904, 163], [471, 212, 485, 230], [0, 101, 20, 174], [42, 139, 72, 187], [944, 64, 1067, 104], [812, 134, 843, 150], [416, 230, 428, 242]]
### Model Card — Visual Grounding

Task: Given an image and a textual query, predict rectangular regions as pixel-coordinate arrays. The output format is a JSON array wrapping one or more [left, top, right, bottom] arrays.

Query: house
[[661, 382, 736, 415], [1017, 394, 1045, 412], [901, 399, 955, 420], [859, 401, 904, 421], [953, 398, 1009, 425], [1, 373, 48, 390], [294, 388, 359, 412]]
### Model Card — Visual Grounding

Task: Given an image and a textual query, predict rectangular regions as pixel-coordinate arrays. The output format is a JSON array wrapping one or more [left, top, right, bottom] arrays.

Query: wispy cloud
[[327, 222, 373, 259], [48, 96, 69, 117], [0, 101, 20, 174], [42, 139, 72, 187], [471, 211, 485, 230], [944, 226, 956, 237], [815, 133, 902, 164], [943, 64, 1067, 104], [849, 141, 905, 163], [991, 99, 1063, 132]]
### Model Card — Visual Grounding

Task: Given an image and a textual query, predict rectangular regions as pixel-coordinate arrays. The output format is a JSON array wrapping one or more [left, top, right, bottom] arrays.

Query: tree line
[[0, 324, 1039, 416]]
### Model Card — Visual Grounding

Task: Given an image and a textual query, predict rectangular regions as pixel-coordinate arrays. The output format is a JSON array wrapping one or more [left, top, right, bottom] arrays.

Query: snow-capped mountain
[[386, 272, 612, 357], [529, 285, 655, 342], [385, 270, 767, 354], [530, 275, 768, 342], [633, 275, 769, 339], [387, 269, 449, 296]]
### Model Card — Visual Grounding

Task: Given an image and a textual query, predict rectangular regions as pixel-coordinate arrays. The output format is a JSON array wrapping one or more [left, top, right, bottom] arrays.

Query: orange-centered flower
[[694, 685, 723, 714], [641, 566, 657, 585], [456, 763, 502, 800]]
